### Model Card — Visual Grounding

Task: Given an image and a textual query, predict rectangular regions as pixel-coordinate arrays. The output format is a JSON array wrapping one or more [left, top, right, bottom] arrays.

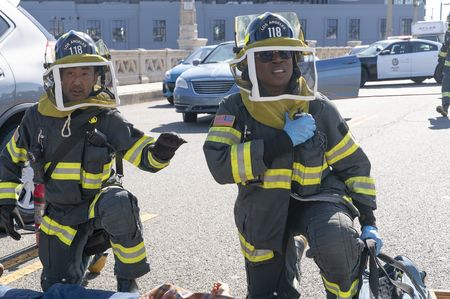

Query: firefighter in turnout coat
[[437, 13, 450, 117], [0, 31, 185, 292], [203, 12, 383, 299]]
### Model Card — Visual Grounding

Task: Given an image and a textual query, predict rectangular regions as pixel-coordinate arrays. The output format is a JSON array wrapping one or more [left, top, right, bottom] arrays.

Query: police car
[[357, 37, 441, 87]]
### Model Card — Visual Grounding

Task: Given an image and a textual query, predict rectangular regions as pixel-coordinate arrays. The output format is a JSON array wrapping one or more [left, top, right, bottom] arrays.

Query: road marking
[[348, 114, 377, 128], [0, 261, 42, 284], [141, 212, 158, 223], [0, 212, 158, 285]]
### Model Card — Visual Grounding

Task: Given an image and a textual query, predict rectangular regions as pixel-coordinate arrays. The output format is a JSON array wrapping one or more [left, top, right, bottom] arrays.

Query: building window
[[86, 20, 101, 41], [326, 19, 338, 39], [300, 19, 307, 39], [401, 18, 412, 35], [112, 20, 126, 43], [348, 19, 360, 41], [379, 18, 386, 40], [212, 19, 225, 42], [49, 19, 64, 38], [153, 20, 166, 42]]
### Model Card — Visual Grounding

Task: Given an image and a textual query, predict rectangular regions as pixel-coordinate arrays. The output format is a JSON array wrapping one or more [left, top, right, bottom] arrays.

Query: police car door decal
[[377, 42, 412, 79]]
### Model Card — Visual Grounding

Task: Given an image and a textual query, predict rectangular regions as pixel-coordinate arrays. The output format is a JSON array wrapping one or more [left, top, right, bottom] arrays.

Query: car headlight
[[164, 71, 171, 80], [176, 77, 188, 89]]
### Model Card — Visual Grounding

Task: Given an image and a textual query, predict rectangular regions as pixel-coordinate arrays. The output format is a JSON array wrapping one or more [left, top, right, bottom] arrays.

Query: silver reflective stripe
[[112, 243, 146, 260], [236, 143, 246, 181], [292, 168, 322, 180], [53, 168, 80, 175], [208, 129, 240, 144], [41, 217, 76, 244], [326, 137, 356, 163], [128, 139, 150, 164]]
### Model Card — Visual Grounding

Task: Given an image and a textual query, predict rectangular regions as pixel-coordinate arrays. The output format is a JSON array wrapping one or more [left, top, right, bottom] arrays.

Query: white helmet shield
[[44, 60, 119, 111], [230, 45, 318, 102]]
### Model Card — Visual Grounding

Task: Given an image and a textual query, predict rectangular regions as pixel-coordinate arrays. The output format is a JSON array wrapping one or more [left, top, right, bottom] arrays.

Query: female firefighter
[[203, 12, 382, 299]]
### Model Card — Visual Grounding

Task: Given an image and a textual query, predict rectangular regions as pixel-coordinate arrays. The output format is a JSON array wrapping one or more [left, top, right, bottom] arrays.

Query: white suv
[[0, 0, 54, 226], [0, 0, 55, 150]]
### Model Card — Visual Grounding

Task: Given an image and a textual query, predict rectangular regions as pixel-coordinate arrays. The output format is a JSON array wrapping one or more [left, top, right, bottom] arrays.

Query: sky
[[426, 0, 450, 21]]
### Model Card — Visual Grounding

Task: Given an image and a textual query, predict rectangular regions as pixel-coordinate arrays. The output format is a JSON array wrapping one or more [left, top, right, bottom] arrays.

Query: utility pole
[[386, 0, 393, 38], [413, 0, 419, 23]]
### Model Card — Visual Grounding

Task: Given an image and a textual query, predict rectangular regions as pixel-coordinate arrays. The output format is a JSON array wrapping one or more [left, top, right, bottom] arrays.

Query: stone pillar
[[177, 0, 207, 51]]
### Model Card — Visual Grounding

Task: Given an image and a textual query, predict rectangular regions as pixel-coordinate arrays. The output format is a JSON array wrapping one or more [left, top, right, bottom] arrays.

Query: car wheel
[[167, 96, 174, 105], [183, 112, 197, 123], [434, 64, 443, 85], [411, 77, 426, 84], [360, 68, 368, 87]]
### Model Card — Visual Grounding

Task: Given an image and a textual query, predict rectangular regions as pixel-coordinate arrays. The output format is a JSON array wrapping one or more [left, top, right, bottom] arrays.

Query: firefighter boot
[[436, 105, 448, 117], [88, 252, 109, 274], [117, 276, 139, 293]]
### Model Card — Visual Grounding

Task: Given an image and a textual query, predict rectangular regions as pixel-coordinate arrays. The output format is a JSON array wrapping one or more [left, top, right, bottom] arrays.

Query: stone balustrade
[[110, 46, 354, 85]]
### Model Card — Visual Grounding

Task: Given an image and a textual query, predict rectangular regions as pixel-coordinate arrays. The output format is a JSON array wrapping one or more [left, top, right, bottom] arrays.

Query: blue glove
[[360, 225, 383, 255], [283, 112, 316, 146]]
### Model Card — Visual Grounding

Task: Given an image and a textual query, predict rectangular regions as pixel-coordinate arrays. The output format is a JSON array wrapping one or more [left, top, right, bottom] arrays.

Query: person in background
[[436, 12, 450, 117], [203, 12, 382, 298]]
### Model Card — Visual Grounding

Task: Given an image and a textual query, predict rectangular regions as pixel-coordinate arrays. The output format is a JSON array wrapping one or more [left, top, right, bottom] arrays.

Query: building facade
[[21, 0, 425, 50]]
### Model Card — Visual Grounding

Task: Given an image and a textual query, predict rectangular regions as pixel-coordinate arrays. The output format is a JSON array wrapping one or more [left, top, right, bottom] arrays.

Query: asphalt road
[[1, 79, 449, 298]]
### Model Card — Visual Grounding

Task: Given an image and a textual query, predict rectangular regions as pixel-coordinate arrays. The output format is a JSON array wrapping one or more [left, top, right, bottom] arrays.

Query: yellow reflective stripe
[[238, 232, 274, 263], [124, 135, 154, 166], [342, 195, 353, 204], [44, 162, 81, 180], [260, 169, 292, 189], [39, 215, 77, 246], [230, 144, 241, 183], [81, 170, 103, 189], [243, 142, 253, 181], [326, 133, 359, 165], [206, 127, 241, 145], [443, 92, 450, 97], [345, 176, 376, 196], [6, 138, 27, 163], [322, 276, 359, 299], [148, 152, 169, 169], [111, 241, 147, 264], [0, 182, 21, 200], [439, 51, 447, 58], [292, 158, 328, 186], [88, 191, 102, 219], [445, 60, 450, 67]]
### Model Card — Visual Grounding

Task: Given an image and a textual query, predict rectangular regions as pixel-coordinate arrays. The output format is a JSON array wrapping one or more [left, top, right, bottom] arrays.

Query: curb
[[118, 90, 164, 106]]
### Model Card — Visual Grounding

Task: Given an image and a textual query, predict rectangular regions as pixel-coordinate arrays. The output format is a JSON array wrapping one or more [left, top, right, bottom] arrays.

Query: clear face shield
[[43, 60, 119, 111], [230, 46, 318, 102]]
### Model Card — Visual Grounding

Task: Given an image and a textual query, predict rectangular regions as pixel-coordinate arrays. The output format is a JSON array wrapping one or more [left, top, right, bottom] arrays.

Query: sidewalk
[[117, 82, 164, 105]]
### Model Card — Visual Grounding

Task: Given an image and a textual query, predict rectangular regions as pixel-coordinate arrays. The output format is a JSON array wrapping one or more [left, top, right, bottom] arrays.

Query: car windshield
[[203, 43, 235, 64], [358, 41, 391, 56], [183, 46, 214, 64]]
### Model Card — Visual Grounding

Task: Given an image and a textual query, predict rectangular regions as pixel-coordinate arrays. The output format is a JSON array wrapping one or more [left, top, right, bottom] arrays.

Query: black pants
[[39, 186, 150, 291], [245, 200, 364, 299]]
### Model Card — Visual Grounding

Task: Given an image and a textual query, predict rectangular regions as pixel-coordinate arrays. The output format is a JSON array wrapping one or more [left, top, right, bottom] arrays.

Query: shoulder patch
[[213, 114, 235, 127], [338, 121, 349, 136]]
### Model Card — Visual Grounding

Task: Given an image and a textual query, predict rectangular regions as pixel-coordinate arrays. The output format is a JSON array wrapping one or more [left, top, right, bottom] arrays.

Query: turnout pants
[[442, 70, 450, 110], [244, 200, 364, 299], [39, 186, 150, 291]]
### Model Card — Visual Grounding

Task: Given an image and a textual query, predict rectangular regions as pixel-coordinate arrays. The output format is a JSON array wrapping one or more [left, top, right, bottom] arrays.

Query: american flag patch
[[213, 114, 235, 127]]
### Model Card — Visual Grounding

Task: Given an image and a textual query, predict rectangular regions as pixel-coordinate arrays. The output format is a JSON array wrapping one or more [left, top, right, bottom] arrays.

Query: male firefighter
[[437, 13, 450, 117], [0, 30, 185, 292], [203, 12, 383, 299]]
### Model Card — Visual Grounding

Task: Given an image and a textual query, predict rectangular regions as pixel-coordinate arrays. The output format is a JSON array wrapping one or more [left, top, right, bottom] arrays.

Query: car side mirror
[[380, 49, 390, 55], [192, 59, 201, 66]]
